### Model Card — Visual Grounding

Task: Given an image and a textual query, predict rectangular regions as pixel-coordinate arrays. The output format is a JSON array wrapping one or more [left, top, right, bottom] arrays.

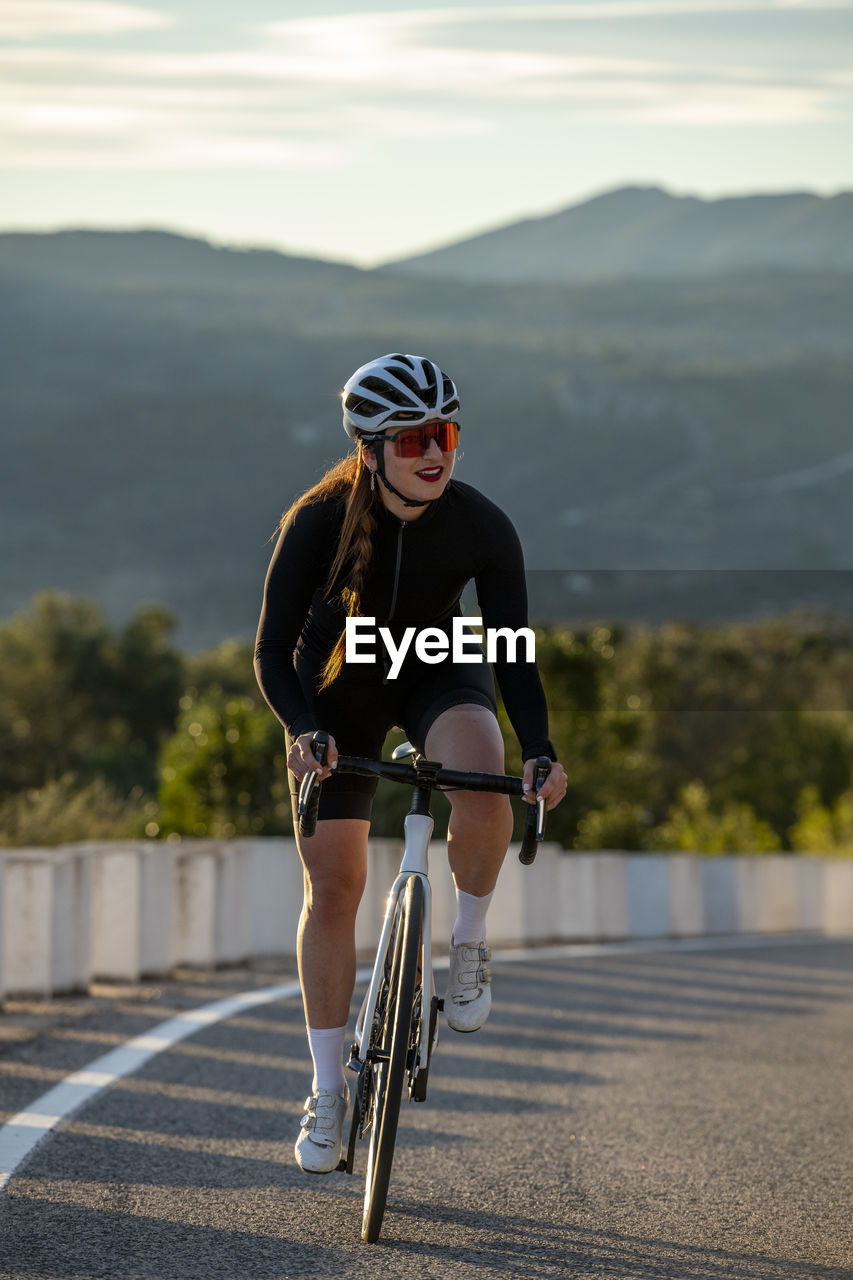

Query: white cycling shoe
[[445, 939, 492, 1033], [294, 1083, 349, 1174]]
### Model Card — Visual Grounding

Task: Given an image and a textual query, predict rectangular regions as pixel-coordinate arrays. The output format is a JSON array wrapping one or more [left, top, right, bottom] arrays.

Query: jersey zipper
[[382, 520, 406, 684], [387, 520, 406, 623]]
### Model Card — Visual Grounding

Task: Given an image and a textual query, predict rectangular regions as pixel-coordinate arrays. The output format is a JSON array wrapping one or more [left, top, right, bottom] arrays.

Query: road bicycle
[[298, 729, 551, 1243]]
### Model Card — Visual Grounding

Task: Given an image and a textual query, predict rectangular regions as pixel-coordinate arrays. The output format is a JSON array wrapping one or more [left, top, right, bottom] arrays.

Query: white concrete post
[[701, 857, 739, 934], [795, 857, 823, 933], [214, 841, 254, 965], [173, 844, 217, 967], [139, 842, 177, 976], [626, 855, 670, 939], [734, 856, 764, 934], [1, 853, 54, 998], [2, 841, 851, 995], [823, 859, 853, 934], [594, 853, 630, 939], [51, 845, 94, 993], [90, 844, 142, 982], [249, 838, 302, 957], [756, 855, 801, 932], [519, 843, 560, 945], [668, 855, 705, 936], [553, 853, 598, 941]]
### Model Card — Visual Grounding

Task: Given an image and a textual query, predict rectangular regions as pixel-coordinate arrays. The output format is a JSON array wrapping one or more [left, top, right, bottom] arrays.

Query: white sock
[[452, 888, 494, 945], [307, 1024, 347, 1094]]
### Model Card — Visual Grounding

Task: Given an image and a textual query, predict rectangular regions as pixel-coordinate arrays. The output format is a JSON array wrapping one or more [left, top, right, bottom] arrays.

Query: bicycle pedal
[[436, 998, 445, 1012]]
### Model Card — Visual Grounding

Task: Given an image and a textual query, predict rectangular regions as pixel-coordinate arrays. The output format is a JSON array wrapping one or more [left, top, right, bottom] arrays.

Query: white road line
[[0, 978, 304, 1191], [490, 931, 837, 965], [0, 934, 836, 1192]]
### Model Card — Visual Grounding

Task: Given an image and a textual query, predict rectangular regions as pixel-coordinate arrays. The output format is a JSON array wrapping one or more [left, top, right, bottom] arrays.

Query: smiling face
[[367, 421, 457, 517]]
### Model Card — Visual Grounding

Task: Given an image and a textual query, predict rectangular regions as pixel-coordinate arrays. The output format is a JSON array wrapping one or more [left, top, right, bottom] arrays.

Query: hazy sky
[[2, 0, 852, 264]]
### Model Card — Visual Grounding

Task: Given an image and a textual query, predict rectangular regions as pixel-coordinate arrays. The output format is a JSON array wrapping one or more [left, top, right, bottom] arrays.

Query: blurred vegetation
[[1, 591, 853, 854], [3, 231, 853, 651], [157, 687, 291, 838]]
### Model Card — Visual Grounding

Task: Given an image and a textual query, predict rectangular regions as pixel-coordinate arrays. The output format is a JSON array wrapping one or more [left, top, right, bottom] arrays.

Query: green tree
[[789, 784, 853, 856], [649, 781, 781, 853], [719, 706, 851, 840], [0, 592, 182, 798], [634, 618, 853, 846], [185, 638, 257, 700], [0, 775, 143, 847], [155, 688, 291, 838], [500, 623, 651, 848], [573, 801, 652, 852]]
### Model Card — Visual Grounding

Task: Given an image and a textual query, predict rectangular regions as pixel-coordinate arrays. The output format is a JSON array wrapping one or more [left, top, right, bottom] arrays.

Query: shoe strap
[[457, 943, 491, 962], [300, 1090, 344, 1135]]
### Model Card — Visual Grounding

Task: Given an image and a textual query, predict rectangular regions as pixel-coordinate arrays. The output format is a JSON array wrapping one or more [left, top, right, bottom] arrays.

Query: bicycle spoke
[[361, 875, 424, 1243]]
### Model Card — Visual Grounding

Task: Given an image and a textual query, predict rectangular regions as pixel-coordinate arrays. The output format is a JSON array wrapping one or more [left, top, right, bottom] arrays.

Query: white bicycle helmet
[[342, 353, 460, 439]]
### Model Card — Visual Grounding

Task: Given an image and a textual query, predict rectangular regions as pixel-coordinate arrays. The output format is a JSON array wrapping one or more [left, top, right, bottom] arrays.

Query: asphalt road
[[0, 937, 851, 1280]]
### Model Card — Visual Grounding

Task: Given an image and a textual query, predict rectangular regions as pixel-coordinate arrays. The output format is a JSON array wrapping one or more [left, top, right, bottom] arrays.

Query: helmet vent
[[362, 375, 417, 408], [345, 393, 384, 418], [419, 359, 438, 407]]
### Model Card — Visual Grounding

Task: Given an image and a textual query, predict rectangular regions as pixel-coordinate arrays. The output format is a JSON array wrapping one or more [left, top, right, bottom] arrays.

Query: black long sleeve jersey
[[254, 479, 555, 762]]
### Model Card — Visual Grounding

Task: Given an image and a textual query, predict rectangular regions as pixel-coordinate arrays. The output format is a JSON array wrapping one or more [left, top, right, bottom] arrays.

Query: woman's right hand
[[288, 731, 339, 783]]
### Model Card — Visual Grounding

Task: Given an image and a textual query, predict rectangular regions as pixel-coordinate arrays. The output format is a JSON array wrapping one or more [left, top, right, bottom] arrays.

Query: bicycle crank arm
[[338, 1099, 359, 1175]]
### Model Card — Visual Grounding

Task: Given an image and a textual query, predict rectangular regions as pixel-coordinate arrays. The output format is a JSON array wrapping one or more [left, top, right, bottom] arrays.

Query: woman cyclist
[[255, 353, 567, 1174]]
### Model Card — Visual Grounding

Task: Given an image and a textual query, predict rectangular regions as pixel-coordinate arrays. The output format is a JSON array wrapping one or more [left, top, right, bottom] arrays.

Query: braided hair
[[276, 440, 378, 691]]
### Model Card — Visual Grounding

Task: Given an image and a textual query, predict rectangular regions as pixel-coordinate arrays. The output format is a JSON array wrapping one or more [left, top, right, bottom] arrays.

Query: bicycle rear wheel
[[361, 874, 424, 1243]]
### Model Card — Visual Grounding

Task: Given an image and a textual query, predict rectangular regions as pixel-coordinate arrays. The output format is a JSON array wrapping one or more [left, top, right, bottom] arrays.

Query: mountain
[[0, 227, 363, 288], [1, 225, 852, 648], [385, 186, 853, 284]]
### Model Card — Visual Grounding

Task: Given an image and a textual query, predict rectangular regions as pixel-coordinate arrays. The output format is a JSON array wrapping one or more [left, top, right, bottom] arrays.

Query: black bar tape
[[518, 756, 552, 866], [298, 730, 330, 838]]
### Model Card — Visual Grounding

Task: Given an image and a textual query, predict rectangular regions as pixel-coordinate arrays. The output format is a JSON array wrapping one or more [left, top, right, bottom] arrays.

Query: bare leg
[[295, 817, 370, 1029], [424, 704, 514, 897]]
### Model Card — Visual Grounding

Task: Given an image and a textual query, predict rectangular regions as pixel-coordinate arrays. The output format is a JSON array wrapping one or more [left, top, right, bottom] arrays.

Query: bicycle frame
[[296, 732, 551, 1238], [298, 740, 551, 1097], [352, 808, 435, 1094]]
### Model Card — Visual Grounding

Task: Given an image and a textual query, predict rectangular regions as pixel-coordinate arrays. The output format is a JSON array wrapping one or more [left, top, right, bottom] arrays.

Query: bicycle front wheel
[[362, 873, 423, 1243]]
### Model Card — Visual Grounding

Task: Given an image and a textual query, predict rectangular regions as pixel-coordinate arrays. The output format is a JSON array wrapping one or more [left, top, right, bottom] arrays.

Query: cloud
[[0, 134, 347, 169], [256, 4, 853, 109], [262, 0, 853, 37], [778, 0, 853, 8], [0, 1, 849, 171], [0, 1, 174, 40]]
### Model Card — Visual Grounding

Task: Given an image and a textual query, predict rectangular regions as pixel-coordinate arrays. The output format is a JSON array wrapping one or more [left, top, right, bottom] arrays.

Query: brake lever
[[536, 794, 546, 839], [297, 730, 329, 838], [518, 756, 551, 865], [297, 768, 318, 817]]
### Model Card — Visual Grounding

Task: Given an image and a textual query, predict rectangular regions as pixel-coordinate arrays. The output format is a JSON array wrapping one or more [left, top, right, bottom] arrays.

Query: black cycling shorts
[[285, 646, 498, 823]]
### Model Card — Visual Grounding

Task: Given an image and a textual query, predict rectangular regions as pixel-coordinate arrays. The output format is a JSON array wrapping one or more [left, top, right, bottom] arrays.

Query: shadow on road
[[1, 941, 851, 1277], [384, 1202, 852, 1280], [2, 1180, 848, 1280]]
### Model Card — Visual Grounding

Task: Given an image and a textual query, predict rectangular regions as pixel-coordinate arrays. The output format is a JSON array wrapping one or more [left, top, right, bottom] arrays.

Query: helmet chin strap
[[365, 438, 445, 508]]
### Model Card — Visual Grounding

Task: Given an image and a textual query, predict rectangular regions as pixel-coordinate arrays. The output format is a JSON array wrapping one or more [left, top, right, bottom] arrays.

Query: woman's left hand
[[522, 757, 567, 812]]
